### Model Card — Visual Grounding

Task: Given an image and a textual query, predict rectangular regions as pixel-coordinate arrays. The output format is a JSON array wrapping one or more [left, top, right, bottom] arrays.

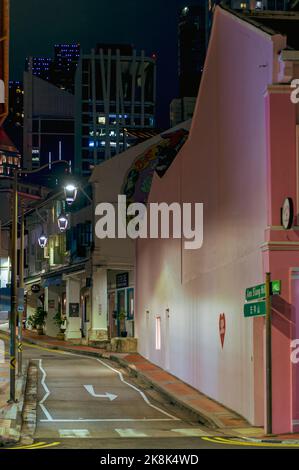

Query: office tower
[[23, 72, 75, 171], [25, 56, 53, 81], [178, 3, 210, 98], [0, 0, 9, 126], [3, 81, 24, 151], [51, 43, 80, 93], [75, 44, 156, 176]]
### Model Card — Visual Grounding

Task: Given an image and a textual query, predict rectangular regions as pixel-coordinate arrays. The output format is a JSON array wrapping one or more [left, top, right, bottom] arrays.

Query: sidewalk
[[0, 349, 28, 445], [5, 328, 299, 443]]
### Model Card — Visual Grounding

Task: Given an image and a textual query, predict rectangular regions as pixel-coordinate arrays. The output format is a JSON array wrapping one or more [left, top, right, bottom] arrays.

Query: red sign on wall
[[219, 313, 226, 349]]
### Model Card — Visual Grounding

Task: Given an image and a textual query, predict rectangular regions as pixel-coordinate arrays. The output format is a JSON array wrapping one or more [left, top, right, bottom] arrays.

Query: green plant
[[30, 307, 47, 329], [53, 311, 64, 328]]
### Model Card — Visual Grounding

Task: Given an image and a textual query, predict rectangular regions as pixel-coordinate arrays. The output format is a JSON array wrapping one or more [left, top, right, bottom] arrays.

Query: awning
[[41, 275, 63, 288]]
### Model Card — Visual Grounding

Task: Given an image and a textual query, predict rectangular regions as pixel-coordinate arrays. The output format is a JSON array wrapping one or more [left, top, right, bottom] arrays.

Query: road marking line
[[115, 428, 148, 438], [38, 359, 53, 422], [1, 334, 179, 422], [59, 429, 90, 438], [40, 418, 176, 422], [8, 441, 47, 449], [94, 358, 179, 421], [201, 436, 299, 448], [5, 441, 60, 450], [171, 428, 213, 437]]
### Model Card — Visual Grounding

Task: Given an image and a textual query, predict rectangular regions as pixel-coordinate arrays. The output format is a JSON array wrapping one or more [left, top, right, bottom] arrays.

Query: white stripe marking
[[38, 359, 53, 421], [94, 357, 178, 421], [40, 418, 175, 422], [171, 428, 212, 437], [115, 428, 148, 438], [59, 429, 90, 438]]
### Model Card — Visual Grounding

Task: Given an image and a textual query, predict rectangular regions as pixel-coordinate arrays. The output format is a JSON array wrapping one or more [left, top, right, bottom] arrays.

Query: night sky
[[10, 0, 200, 129]]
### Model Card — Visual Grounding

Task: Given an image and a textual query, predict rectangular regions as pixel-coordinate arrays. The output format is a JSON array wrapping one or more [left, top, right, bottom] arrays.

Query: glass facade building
[[75, 45, 156, 176]]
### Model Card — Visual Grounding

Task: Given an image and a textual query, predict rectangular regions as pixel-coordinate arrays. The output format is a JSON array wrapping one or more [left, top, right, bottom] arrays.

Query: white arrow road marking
[[115, 428, 148, 438], [84, 384, 118, 401]]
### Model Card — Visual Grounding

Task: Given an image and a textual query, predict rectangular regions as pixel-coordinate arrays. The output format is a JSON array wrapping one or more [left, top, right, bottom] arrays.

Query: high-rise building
[[25, 57, 53, 82], [51, 43, 80, 93], [75, 44, 156, 176], [0, 0, 9, 127], [178, 3, 211, 99], [23, 72, 75, 171], [0, 1, 21, 176], [3, 80, 24, 151], [225, 0, 292, 10]]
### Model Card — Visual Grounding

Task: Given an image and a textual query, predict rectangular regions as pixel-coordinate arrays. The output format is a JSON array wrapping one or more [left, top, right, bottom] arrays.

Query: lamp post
[[8, 160, 75, 402], [17, 203, 25, 377], [9, 169, 18, 402]]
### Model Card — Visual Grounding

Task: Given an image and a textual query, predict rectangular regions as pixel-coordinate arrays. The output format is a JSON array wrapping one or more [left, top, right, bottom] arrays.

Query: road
[[0, 333, 296, 450]]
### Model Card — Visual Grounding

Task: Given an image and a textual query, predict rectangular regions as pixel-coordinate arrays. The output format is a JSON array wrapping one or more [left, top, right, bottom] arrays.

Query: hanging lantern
[[64, 183, 78, 206], [57, 212, 69, 232], [38, 233, 48, 248]]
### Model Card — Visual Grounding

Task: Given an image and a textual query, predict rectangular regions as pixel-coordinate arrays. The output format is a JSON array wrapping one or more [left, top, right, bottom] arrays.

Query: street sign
[[244, 301, 266, 318], [246, 283, 265, 301], [271, 280, 281, 295], [245, 280, 281, 301]]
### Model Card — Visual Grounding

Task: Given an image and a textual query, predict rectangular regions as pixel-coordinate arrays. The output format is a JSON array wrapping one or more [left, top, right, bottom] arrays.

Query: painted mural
[[121, 128, 189, 204]]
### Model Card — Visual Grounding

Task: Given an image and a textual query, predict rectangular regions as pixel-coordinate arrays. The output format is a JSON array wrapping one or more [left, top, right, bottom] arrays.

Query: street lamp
[[38, 232, 48, 248], [64, 183, 77, 206], [57, 212, 69, 232]]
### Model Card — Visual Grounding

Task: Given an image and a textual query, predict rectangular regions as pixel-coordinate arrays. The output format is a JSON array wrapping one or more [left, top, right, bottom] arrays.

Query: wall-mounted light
[[64, 183, 77, 206], [38, 233, 48, 248], [57, 212, 68, 232]]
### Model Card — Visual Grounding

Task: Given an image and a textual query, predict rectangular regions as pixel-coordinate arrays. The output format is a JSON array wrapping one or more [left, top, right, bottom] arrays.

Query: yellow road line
[[201, 436, 299, 448], [7, 441, 60, 450], [0, 333, 68, 356]]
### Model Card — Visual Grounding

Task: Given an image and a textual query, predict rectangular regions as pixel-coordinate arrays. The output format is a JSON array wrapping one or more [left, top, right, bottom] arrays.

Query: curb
[[0, 361, 29, 446], [236, 436, 299, 445], [107, 353, 217, 429]]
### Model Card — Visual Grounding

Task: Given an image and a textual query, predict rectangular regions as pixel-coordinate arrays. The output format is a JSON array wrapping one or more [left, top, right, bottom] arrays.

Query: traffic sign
[[244, 301, 266, 318], [245, 280, 281, 301]]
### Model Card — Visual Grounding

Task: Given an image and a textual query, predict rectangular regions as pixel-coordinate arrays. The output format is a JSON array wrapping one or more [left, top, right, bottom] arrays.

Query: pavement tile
[[145, 370, 178, 382], [134, 362, 159, 371], [184, 397, 226, 412], [163, 382, 197, 396]]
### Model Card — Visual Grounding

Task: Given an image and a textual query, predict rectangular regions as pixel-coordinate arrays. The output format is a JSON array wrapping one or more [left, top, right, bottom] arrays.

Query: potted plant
[[53, 311, 66, 340], [28, 307, 47, 335], [118, 311, 127, 337]]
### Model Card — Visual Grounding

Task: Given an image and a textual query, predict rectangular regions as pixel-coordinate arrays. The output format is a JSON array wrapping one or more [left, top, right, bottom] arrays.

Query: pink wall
[[264, 88, 299, 433]]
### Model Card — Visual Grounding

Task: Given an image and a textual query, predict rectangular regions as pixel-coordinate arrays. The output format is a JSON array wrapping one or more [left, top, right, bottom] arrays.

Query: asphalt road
[[1, 334, 296, 450]]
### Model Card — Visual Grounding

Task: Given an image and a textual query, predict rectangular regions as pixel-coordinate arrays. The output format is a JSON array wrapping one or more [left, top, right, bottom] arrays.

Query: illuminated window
[[98, 116, 106, 124], [155, 316, 161, 350]]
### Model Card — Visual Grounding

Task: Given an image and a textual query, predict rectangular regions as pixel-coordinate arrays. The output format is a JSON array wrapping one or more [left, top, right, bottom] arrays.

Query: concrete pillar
[[44, 286, 60, 338], [65, 277, 82, 341], [89, 268, 108, 341]]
